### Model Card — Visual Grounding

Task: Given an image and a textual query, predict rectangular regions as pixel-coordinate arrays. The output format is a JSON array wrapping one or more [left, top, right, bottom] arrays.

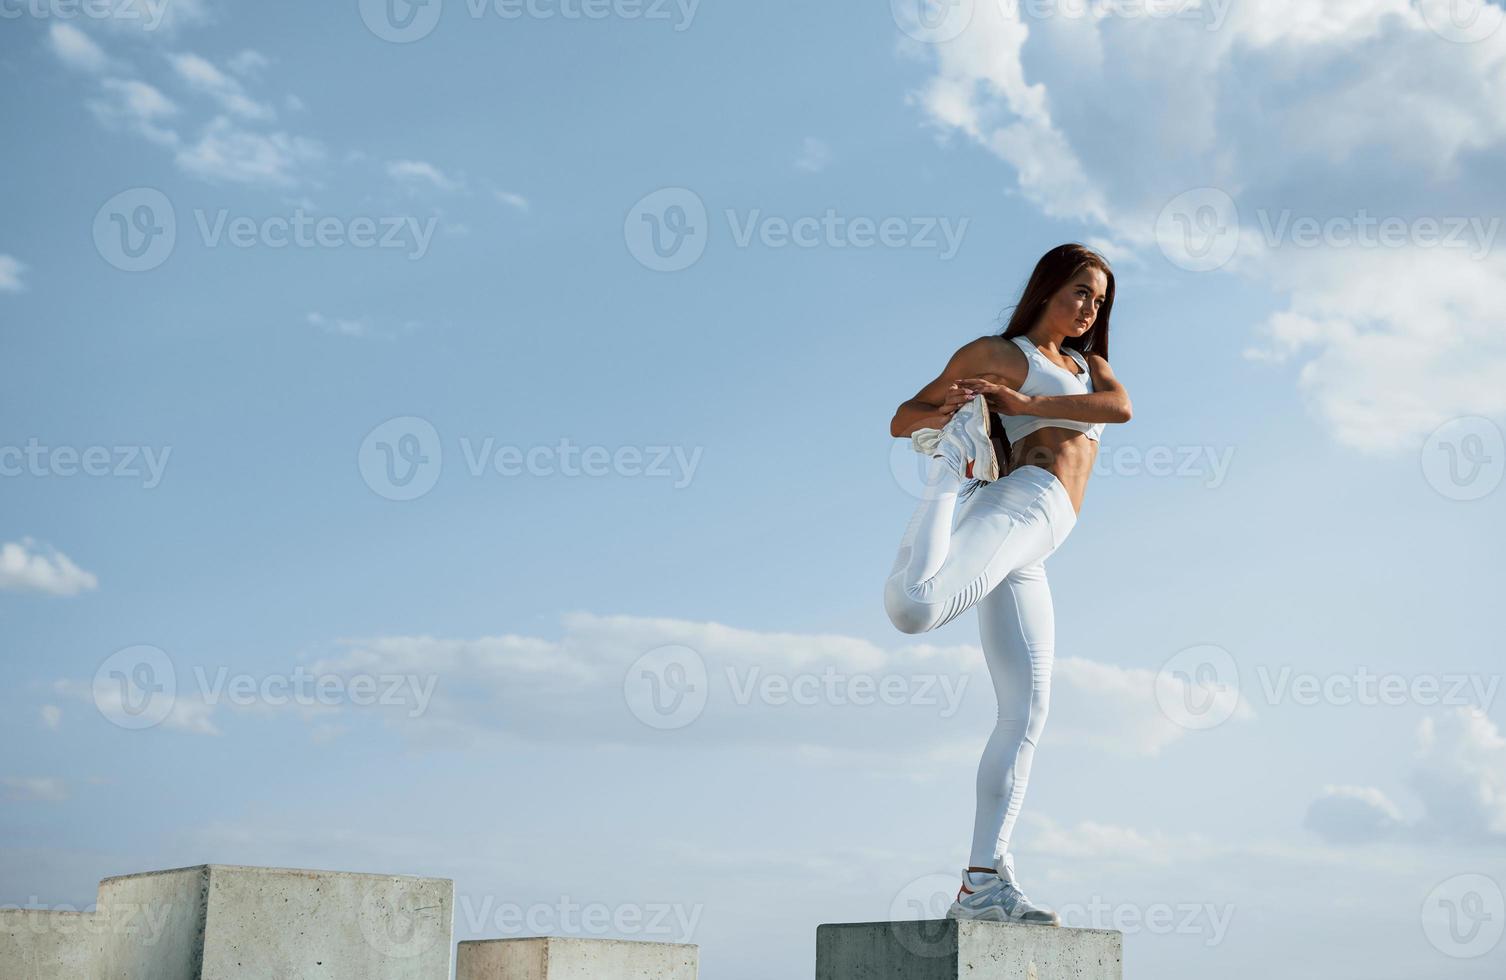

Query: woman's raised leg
[[883, 458, 1060, 635]]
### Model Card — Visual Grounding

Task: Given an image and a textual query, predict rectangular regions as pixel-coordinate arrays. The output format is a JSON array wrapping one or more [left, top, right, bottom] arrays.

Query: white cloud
[[1303, 784, 1404, 843], [169, 52, 275, 121], [175, 116, 324, 186], [1412, 706, 1506, 842], [88, 77, 180, 146], [53, 677, 221, 736], [47, 23, 110, 73], [40, 705, 62, 730], [1, 777, 68, 803], [907, 0, 1506, 453], [491, 189, 530, 212], [0, 539, 98, 597], [794, 137, 832, 173], [1301, 708, 1506, 846], [0, 254, 25, 293], [1239, 240, 1506, 451], [306, 312, 372, 338], [233, 613, 1217, 768], [1053, 655, 1254, 757], [389, 160, 463, 192], [226, 49, 270, 77]]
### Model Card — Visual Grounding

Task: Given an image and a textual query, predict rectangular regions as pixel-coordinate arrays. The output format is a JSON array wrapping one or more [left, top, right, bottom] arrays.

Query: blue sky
[[3, 1, 1506, 977]]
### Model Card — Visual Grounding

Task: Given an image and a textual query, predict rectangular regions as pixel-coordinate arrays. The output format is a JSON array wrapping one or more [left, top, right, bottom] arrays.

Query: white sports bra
[[997, 335, 1106, 443]]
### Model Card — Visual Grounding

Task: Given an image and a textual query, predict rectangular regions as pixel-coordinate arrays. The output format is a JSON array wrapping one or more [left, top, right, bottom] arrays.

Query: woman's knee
[[884, 582, 937, 635]]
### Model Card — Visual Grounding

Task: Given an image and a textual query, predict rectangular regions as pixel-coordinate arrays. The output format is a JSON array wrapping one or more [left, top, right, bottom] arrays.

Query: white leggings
[[883, 460, 1077, 870]]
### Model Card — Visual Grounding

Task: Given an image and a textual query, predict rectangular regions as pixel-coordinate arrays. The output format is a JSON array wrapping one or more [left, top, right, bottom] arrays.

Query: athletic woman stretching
[[883, 244, 1132, 925]]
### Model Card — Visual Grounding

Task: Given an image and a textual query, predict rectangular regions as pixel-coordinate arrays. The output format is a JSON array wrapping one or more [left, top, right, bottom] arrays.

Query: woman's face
[[1046, 266, 1108, 339]]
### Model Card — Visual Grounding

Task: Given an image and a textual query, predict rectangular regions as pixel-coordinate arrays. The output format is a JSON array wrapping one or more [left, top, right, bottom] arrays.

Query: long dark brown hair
[[1000, 242, 1115, 357], [989, 243, 1116, 474]]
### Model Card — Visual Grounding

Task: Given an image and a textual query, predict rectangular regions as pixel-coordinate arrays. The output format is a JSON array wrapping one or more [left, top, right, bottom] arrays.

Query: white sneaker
[[946, 868, 1060, 926], [914, 393, 999, 483]]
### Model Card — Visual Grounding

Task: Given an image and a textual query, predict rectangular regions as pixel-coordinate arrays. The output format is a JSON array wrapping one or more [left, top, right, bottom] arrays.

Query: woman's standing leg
[[968, 559, 1055, 875]]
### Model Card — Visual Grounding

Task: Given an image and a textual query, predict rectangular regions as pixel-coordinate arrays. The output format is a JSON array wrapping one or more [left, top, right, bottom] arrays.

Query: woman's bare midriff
[[996, 426, 1096, 516]]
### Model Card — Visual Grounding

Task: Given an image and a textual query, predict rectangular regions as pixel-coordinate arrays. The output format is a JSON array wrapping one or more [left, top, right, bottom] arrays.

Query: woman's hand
[[954, 375, 1034, 416]]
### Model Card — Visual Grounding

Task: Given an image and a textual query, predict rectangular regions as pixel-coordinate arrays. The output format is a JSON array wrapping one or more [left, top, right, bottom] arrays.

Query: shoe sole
[[957, 394, 1000, 482], [946, 902, 1059, 927]]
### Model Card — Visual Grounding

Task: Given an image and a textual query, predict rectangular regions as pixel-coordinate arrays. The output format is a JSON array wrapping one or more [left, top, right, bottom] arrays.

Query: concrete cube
[[816, 919, 1122, 980], [93, 864, 452, 980], [0, 909, 95, 980], [457, 937, 698, 980]]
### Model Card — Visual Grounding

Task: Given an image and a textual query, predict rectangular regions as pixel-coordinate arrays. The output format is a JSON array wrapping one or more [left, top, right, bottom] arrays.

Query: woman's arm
[[957, 352, 1132, 424], [890, 337, 1012, 438]]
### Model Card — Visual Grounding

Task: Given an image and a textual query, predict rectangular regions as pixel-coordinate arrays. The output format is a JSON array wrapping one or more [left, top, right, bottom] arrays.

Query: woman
[[883, 243, 1133, 925]]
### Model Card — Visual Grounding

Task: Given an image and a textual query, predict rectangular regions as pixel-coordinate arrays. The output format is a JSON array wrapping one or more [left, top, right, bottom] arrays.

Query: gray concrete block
[[93, 864, 452, 980], [457, 937, 698, 980], [816, 919, 1121, 980], [0, 909, 95, 980]]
